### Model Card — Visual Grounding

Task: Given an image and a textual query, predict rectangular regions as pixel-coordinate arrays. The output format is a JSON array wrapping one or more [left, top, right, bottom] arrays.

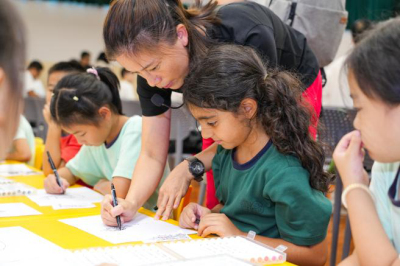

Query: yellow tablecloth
[[0, 161, 295, 265]]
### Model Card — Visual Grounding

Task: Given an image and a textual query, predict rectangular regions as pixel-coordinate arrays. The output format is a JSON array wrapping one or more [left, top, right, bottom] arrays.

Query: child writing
[[42, 61, 84, 176], [6, 115, 35, 166], [179, 44, 332, 266], [0, 0, 26, 160], [44, 67, 169, 212], [333, 18, 400, 266]]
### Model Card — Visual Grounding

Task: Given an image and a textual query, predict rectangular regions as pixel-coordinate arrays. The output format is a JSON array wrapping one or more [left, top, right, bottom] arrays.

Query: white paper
[[0, 163, 40, 177], [0, 226, 66, 265], [27, 187, 103, 209], [0, 177, 13, 184], [60, 213, 196, 244], [0, 203, 42, 217]]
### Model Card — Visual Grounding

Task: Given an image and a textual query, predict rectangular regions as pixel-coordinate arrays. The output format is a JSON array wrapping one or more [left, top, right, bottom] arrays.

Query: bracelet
[[341, 183, 374, 209]]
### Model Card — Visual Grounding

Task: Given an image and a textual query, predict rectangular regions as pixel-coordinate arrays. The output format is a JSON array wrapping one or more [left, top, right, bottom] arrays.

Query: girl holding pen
[[43, 67, 169, 210]]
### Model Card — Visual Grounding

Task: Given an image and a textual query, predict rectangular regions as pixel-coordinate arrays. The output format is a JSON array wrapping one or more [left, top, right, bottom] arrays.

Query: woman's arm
[[6, 139, 31, 162], [94, 177, 131, 198]]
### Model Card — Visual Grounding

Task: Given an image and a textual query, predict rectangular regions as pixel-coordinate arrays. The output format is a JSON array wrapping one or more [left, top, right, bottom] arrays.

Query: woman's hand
[[101, 195, 138, 226], [179, 203, 211, 230], [333, 130, 369, 188], [155, 160, 193, 220]]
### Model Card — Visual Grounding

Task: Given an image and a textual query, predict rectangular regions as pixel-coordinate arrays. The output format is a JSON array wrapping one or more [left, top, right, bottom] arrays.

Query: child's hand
[[44, 174, 69, 194], [101, 195, 137, 227], [333, 130, 369, 188], [179, 203, 211, 230], [197, 213, 243, 237]]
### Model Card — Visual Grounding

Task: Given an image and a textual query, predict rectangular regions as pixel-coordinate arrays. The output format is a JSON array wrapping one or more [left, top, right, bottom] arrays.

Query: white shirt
[[24, 71, 45, 98], [119, 80, 137, 101], [370, 162, 400, 253], [322, 54, 353, 108]]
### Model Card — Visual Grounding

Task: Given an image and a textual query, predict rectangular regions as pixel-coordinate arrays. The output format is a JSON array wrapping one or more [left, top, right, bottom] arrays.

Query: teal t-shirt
[[66, 116, 169, 210], [13, 115, 36, 166], [212, 140, 332, 246]]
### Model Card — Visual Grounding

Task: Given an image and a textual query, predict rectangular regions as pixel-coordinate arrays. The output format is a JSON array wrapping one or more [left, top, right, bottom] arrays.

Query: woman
[[101, 0, 322, 223]]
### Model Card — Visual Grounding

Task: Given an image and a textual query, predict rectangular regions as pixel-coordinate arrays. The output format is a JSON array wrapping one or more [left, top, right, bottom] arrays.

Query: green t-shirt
[[66, 116, 169, 210], [13, 115, 35, 166], [212, 140, 332, 246]]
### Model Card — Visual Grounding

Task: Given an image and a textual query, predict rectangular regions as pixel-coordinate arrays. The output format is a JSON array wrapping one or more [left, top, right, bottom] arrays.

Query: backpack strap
[[288, 1, 298, 26]]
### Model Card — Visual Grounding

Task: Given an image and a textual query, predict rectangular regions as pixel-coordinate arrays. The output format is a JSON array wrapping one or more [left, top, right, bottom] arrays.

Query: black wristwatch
[[185, 156, 204, 182]]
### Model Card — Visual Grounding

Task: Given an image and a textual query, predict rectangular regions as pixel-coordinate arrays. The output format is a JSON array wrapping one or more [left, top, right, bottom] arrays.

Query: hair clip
[[73, 96, 79, 101], [87, 67, 100, 80], [264, 73, 269, 81], [51, 93, 55, 97]]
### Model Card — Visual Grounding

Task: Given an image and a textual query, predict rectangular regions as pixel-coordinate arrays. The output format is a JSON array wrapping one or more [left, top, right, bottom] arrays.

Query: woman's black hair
[[103, 0, 219, 67], [50, 67, 123, 127], [183, 44, 332, 193], [346, 17, 400, 105]]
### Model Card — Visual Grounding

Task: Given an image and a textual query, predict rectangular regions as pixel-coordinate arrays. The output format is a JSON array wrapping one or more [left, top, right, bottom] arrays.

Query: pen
[[46, 151, 64, 194], [111, 183, 122, 230]]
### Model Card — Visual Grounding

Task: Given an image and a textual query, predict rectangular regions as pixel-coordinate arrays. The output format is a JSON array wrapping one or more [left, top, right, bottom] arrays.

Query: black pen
[[111, 183, 122, 230], [46, 151, 64, 194]]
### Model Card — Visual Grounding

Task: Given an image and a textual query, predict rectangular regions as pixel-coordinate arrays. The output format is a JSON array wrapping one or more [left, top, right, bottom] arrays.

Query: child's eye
[[80, 133, 86, 137], [207, 121, 217, 126]]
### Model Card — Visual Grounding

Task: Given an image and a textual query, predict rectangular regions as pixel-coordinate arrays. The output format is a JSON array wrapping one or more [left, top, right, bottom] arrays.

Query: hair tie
[[73, 96, 79, 101], [87, 67, 100, 80]]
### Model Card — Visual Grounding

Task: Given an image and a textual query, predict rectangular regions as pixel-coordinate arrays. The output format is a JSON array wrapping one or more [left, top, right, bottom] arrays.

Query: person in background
[[0, 0, 26, 160], [96, 52, 110, 68], [80, 51, 91, 69], [322, 19, 373, 108], [24, 60, 45, 98], [42, 61, 85, 176], [6, 116, 35, 166], [333, 18, 400, 266], [119, 68, 137, 101]]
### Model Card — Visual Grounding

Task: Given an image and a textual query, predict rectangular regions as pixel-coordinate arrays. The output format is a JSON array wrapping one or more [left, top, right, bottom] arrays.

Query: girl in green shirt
[[179, 44, 332, 266]]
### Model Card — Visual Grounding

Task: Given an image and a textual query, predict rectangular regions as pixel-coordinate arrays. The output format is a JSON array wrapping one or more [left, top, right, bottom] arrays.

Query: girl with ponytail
[[44, 67, 168, 210], [179, 44, 332, 266]]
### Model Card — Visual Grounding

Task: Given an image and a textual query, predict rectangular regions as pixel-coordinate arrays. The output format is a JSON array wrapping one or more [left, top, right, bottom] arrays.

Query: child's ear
[[240, 98, 257, 119], [98, 106, 111, 120], [0, 68, 5, 89]]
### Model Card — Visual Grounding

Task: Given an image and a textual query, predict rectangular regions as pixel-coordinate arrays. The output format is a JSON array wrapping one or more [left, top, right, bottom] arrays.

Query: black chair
[[318, 107, 373, 266], [23, 97, 47, 140]]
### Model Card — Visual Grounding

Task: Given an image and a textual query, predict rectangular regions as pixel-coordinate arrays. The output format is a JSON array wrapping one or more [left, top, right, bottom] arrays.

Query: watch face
[[191, 161, 204, 175]]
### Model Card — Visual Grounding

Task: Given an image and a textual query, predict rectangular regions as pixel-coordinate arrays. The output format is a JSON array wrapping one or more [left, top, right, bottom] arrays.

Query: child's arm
[[42, 104, 63, 176], [6, 139, 31, 162], [93, 177, 131, 198], [334, 131, 400, 266], [197, 213, 328, 266], [44, 167, 76, 194]]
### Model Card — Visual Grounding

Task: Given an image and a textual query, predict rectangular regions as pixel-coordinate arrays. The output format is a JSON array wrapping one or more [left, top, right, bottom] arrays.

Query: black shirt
[[137, 2, 319, 117]]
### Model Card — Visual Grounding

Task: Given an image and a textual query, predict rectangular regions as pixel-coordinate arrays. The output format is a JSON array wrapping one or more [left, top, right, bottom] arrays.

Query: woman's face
[[349, 70, 400, 162], [0, 71, 21, 160], [116, 26, 190, 90]]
